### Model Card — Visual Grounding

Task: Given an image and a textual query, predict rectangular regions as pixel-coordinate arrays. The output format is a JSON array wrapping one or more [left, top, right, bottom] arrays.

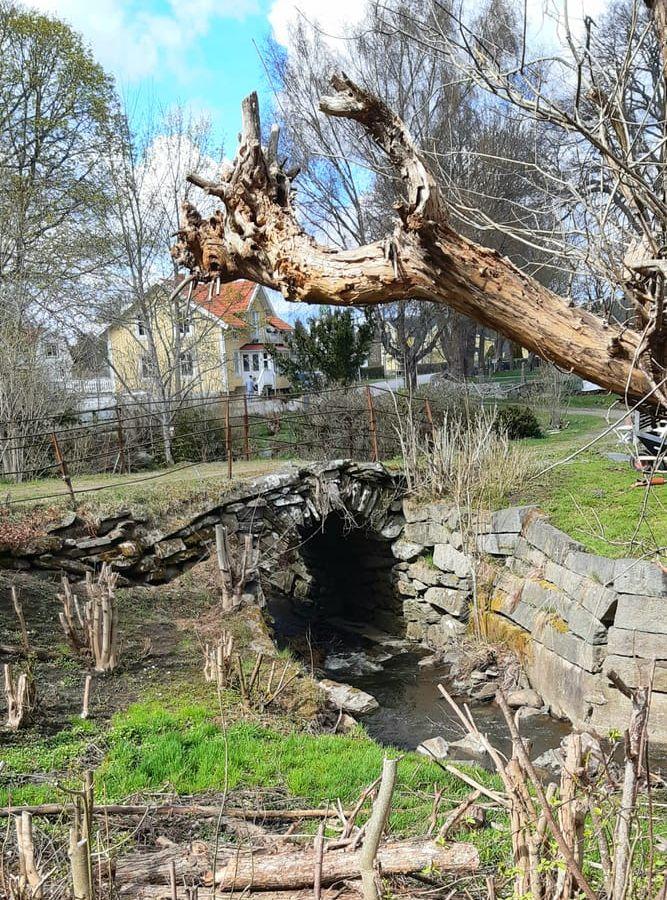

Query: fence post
[[115, 404, 128, 474], [365, 386, 379, 463], [243, 395, 250, 461], [50, 432, 76, 507], [225, 393, 233, 480]]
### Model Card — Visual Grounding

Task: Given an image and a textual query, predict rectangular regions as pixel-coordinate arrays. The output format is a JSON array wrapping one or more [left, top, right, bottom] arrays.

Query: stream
[[268, 594, 571, 762]]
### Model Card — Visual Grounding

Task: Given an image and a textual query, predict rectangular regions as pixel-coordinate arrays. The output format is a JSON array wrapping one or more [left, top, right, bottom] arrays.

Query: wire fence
[[0, 383, 448, 506]]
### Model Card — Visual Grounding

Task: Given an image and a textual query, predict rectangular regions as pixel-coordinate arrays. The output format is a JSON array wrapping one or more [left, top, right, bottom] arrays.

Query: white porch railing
[[65, 377, 115, 395]]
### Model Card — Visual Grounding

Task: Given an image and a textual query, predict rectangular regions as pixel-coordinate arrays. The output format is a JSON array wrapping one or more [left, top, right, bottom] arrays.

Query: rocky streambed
[[267, 594, 576, 773]]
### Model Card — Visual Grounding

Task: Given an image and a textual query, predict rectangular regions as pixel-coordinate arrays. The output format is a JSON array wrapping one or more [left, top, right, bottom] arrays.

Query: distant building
[[104, 279, 293, 398]]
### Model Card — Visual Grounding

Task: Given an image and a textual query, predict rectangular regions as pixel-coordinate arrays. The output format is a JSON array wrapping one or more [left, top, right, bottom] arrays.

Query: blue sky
[[26, 0, 365, 147], [119, 2, 276, 150]]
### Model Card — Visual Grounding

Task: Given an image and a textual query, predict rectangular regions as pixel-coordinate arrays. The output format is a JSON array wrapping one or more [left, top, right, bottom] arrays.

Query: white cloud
[[24, 0, 259, 82], [268, 0, 367, 48]]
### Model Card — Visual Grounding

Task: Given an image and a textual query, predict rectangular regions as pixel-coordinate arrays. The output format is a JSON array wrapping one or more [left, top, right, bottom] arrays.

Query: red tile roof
[[239, 343, 266, 351], [190, 279, 256, 328], [173, 278, 293, 333], [267, 314, 293, 332]]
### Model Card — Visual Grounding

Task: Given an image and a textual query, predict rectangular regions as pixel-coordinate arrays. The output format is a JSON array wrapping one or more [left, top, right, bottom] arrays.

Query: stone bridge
[[1, 462, 404, 607], [2, 459, 665, 741]]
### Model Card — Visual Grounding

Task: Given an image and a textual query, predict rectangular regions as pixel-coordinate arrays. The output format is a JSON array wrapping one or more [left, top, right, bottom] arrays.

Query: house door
[[242, 351, 275, 392]]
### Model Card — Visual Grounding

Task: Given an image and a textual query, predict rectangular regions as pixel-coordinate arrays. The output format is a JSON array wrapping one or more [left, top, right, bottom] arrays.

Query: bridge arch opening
[[292, 511, 401, 629]]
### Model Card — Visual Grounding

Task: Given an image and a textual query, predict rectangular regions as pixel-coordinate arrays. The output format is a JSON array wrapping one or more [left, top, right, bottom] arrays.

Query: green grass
[[565, 393, 619, 409], [524, 449, 666, 558], [0, 694, 509, 864]]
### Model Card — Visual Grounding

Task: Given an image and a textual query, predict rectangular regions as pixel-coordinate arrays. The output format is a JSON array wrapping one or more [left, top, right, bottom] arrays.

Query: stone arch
[[1, 463, 407, 607]]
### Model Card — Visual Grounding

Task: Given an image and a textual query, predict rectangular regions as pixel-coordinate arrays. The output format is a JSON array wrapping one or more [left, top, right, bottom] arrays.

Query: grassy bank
[[0, 568, 508, 868], [517, 412, 666, 558], [0, 694, 507, 863]]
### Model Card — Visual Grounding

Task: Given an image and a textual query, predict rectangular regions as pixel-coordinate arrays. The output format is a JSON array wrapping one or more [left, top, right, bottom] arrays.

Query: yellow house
[[105, 279, 293, 398]]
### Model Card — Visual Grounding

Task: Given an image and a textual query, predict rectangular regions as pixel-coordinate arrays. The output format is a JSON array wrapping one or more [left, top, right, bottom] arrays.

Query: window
[[180, 350, 194, 378], [252, 353, 260, 372], [136, 318, 146, 337], [263, 352, 270, 370], [242, 354, 250, 372], [177, 318, 192, 337], [140, 354, 156, 380], [250, 311, 260, 330], [43, 342, 58, 358]]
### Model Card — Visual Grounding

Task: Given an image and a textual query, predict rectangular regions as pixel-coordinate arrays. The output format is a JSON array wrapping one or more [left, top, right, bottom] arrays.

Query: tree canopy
[[278, 309, 373, 391], [0, 1, 115, 321]]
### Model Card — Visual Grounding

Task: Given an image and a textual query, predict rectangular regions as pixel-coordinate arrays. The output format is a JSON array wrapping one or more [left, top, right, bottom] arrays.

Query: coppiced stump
[[3, 663, 35, 730], [15, 812, 42, 899], [172, 75, 666, 405], [58, 565, 120, 673], [215, 524, 260, 611], [203, 631, 234, 688]]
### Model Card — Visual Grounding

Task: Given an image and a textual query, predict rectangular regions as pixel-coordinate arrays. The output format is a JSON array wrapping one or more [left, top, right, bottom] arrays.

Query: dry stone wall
[[394, 498, 667, 743]]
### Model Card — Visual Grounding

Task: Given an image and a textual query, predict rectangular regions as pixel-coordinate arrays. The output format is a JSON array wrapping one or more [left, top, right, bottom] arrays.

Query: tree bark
[[214, 840, 478, 891], [172, 74, 664, 405]]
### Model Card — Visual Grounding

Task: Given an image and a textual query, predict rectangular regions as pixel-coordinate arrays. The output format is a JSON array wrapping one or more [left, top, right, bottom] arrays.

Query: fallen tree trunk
[[123, 889, 358, 900], [171, 76, 666, 405], [114, 843, 212, 889], [214, 840, 478, 891], [0, 802, 343, 820]]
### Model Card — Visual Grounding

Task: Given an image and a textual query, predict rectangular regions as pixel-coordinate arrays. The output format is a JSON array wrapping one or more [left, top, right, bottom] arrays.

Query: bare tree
[[98, 103, 223, 463], [0, 317, 74, 481]]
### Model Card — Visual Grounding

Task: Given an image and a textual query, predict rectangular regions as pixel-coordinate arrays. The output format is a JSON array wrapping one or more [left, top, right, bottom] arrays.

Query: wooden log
[[121, 889, 358, 900], [115, 842, 212, 889], [0, 802, 347, 820], [214, 840, 478, 891]]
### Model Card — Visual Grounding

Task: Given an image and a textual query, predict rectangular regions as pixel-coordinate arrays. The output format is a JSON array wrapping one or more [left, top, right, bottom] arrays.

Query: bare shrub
[[58, 565, 120, 673], [528, 364, 579, 430], [290, 389, 416, 460], [397, 403, 534, 510]]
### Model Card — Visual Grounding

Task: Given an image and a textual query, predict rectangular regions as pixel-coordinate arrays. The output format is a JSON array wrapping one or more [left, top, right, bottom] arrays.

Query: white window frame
[[179, 349, 195, 379]]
